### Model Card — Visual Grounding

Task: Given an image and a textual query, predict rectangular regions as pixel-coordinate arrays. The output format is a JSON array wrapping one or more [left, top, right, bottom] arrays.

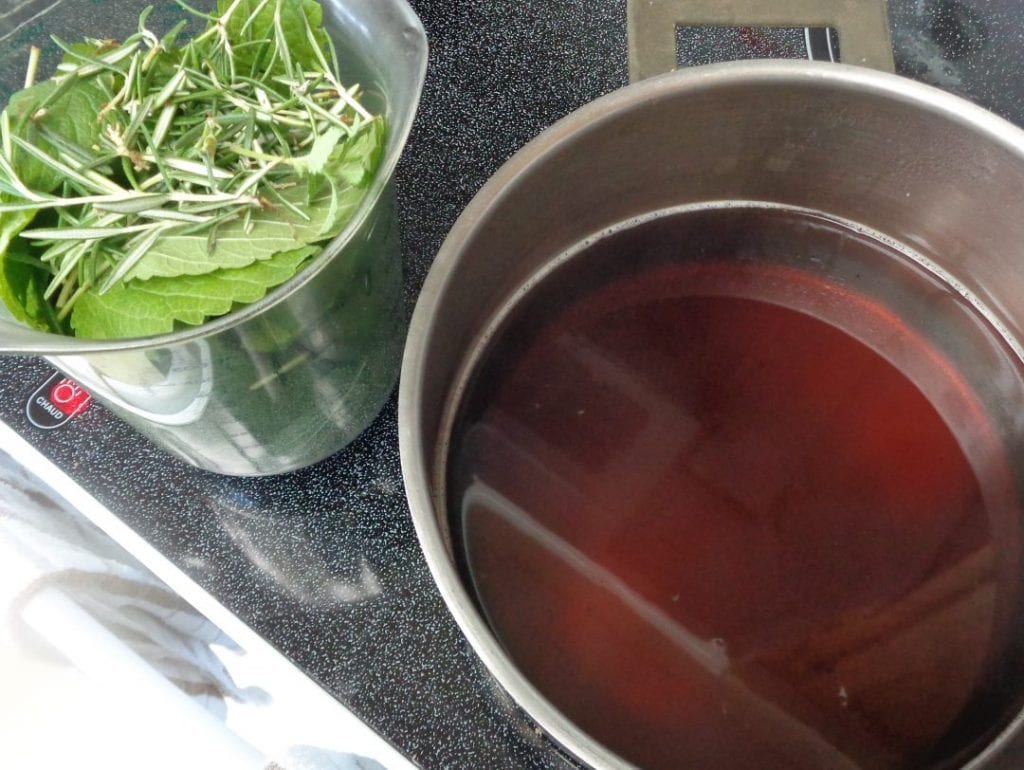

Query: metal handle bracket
[[627, 0, 895, 82]]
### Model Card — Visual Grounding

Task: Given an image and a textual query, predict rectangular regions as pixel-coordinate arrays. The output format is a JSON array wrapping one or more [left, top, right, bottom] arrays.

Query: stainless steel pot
[[400, 1, 1024, 767]]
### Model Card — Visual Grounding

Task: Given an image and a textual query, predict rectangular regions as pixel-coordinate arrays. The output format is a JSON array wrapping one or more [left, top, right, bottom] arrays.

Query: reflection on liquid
[[466, 482, 731, 677], [452, 256, 1017, 769]]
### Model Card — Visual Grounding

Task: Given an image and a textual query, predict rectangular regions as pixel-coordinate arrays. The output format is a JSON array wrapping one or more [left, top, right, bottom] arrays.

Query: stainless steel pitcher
[[0, 0, 428, 476]]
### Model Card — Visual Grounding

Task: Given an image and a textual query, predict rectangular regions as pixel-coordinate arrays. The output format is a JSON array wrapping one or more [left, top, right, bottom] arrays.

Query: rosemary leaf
[[21, 224, 155, 241], [99, 223, 175, 293]]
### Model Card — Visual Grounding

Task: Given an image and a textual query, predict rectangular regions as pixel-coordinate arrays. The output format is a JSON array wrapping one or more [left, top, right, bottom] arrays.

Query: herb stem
[[56, 280, 94, 321], [25, 46, 41, 88], [55, 272, 78, 309]]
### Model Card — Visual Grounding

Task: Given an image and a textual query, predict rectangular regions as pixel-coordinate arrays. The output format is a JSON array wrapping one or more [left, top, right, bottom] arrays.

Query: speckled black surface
[[1, 1, 1023, 768]]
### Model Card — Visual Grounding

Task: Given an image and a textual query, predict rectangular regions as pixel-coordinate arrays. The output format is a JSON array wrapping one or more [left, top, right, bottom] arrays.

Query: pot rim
[[398, 58, 1024, 770]]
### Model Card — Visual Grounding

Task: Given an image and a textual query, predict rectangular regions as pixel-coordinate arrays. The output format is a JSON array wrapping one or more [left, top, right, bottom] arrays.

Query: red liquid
[[449, 210, 1023, 769]]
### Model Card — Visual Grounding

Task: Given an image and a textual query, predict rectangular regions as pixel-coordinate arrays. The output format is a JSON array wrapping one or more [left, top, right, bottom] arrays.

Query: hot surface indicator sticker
[[27, 372, 92, 430]]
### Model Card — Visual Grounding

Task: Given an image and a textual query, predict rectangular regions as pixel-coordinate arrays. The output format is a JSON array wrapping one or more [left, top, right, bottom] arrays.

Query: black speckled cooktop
[[2, 1, 1022, 767]]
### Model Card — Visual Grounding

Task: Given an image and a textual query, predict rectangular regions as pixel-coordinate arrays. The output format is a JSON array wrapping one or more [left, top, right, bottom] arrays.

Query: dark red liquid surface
[[449, 210, 1023, 769]]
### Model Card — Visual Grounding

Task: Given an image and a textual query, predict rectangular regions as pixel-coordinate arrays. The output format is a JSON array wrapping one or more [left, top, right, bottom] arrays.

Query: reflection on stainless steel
[[56, 342, 214, 427]]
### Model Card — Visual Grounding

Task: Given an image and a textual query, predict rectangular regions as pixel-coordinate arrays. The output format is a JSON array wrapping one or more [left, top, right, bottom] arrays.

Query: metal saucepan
[[400, 0, 1024, 767]]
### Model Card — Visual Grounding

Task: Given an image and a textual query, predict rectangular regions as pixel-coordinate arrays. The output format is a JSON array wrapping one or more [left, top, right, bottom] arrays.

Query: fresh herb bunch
[[0, 0, 384, 339]]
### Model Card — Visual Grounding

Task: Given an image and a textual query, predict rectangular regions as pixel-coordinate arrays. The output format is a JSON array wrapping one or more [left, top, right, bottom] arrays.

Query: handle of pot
[[627, 0, 895, 82]]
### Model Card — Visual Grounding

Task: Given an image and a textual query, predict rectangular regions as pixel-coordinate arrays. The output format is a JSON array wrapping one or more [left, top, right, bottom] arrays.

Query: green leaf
[[330, 118, 385, 187], [0, 208, 35, 254], [294, 125, 345, 177], [70, 244, 317, 339], [4, 82, 62, 193], [287, 118, 385, 182], [3, 70, 114, 193], [0, 210, 62, 332], [125, 172, 361, 281], [319, 177, 371, 240], [220, 0, 331, 75]]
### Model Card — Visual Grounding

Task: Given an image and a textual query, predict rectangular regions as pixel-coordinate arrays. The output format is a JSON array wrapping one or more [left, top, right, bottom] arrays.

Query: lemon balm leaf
[[124, 175, 335, 280], [70, 245, 317, 339], [330, 118, 385, 187], [219, 0, 330, 75], [123, 161, 373, 282], [0, 204, 66, 332], [0, 219, 63, 333], [2, 74, 112, 193], [295, 125, 346, 177]]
